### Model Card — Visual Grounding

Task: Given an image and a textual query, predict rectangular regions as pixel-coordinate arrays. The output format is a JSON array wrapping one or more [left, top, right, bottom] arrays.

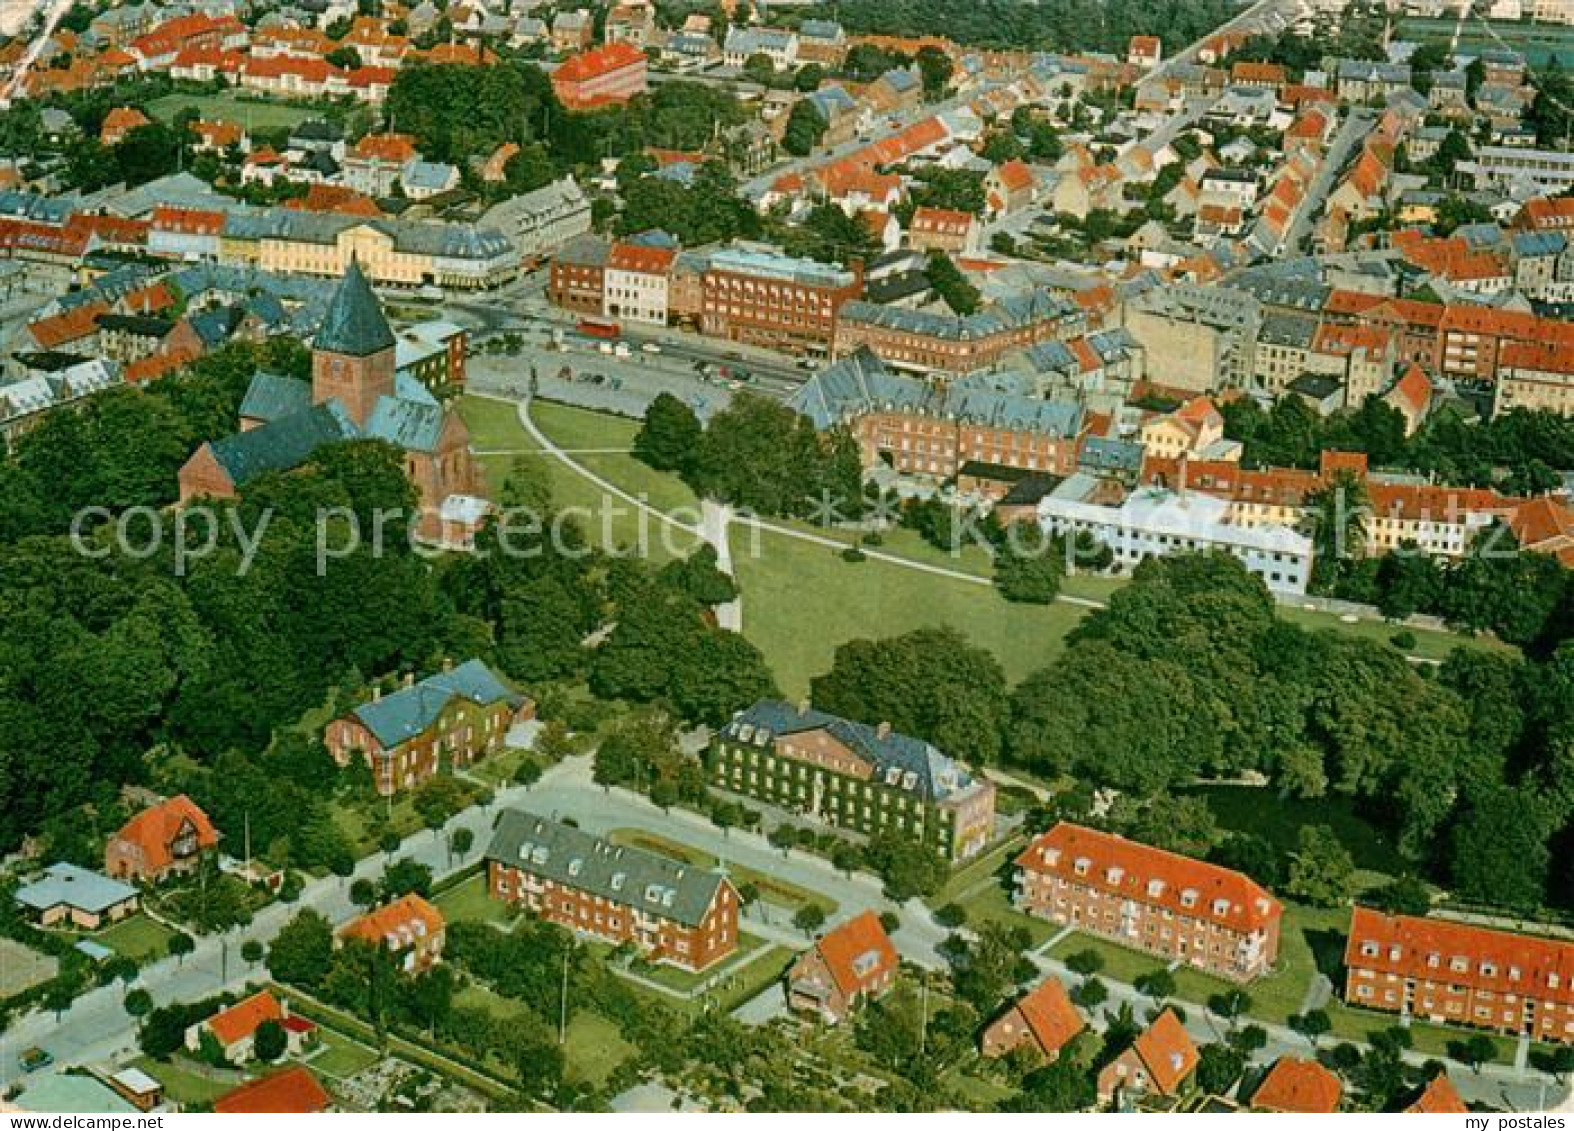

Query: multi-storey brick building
[[699, 247, 861, 354], [339, 893, 446, 973], [1343, 907, 1574, 1045], [549, 235, 609, 315], [485, 810, 738, 972], [1014, 823, 1283, 982], [711, 699, 997, 861], [832, 290, 1084, 376], [324, 659, 526, 795], [551, 41, 648, 111], [788, 348, 1087, 482]]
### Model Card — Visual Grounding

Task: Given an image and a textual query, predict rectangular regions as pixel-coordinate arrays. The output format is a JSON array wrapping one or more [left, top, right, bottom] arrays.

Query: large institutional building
[[1344, 907, 1574, 1045], [1014, 823, 1283, 982], [711, 700, 997, 861]]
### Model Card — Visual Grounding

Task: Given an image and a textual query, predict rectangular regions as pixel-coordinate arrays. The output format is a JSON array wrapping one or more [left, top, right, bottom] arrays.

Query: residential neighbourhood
[[2, 0, 1574, 1116]]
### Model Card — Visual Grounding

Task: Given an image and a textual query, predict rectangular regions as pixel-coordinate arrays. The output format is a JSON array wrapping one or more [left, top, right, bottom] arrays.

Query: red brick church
[[178, 259, 480, 542]]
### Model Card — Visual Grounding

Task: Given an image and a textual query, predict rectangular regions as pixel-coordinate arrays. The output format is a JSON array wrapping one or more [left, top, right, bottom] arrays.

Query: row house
[[480, 177, 592, 262], [1344, 907, 1574, 1045], [1495, 338, 1574, 416], [1436, 305, 1574, 385], [1014, 822, 1283, 982], [699, 246, 861, 354], [485, 810, 739, 972], [603, 238, 678, 325], [908, 207, 980, 255], [548, 234, 609, 315], [128, 12, 247, 69], [325, 659, 526, 795], [788, 348, 1086, 483], [712, 699, 997, 861]]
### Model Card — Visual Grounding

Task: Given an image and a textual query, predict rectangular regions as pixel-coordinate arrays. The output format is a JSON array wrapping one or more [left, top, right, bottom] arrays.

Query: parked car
[[19, 1048, 52, 1072]]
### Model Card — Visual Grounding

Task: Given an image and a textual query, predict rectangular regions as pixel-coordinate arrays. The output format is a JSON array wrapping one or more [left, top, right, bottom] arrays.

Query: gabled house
[[788, 910, 899, 1024], [982, 977, 1084, 1061], [1250, 1056, 1343, 1113], [213, 1067, 331, 1114], [187, 990, 315, 1064], [1096, 1008, 1199, 1103], [325, 659, 526, 795], [339, 893, 446, 972], [105, 795, 221, 883]]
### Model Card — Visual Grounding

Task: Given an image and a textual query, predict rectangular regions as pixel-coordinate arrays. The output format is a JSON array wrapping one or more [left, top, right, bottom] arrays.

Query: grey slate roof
[[208, 402, 355, 485], [238, 372, 312, 423], [351, 659, 521, 748], [485, 809, 727, 928], [314, 259, 396, 357], [721, 699, 982, 802], [789, 347, 1083, 437]]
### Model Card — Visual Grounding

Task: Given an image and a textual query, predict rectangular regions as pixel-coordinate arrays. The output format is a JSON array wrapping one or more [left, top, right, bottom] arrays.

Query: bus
[[577, 318, 621, 340]]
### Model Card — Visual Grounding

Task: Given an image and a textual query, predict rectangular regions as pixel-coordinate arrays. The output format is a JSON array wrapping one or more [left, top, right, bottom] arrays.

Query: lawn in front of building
[[432, 872, 512, 928], [131, 1054, 237, 1106], [305, 1029, 382, 1079], [564, 1010, 638, 1087], [92, 914, 178, 963], [144, 90, 319, 132]]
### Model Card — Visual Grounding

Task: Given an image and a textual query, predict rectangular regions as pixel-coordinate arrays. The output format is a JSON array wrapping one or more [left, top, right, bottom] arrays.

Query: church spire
[[315, 256, 395, 358]]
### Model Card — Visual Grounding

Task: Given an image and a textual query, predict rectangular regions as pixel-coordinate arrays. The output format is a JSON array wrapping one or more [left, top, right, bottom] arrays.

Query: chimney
[[403, 672, 415, 688], [1176, 455, 1189, 497], [876, 721, 892, 739]]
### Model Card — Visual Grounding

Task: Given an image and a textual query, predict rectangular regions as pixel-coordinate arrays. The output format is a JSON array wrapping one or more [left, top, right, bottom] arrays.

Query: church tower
[[312, 258, 397, 427]]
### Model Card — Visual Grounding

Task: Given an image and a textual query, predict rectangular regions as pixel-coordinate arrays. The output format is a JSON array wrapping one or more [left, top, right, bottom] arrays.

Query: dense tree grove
[[787, 0, 1236, 54]]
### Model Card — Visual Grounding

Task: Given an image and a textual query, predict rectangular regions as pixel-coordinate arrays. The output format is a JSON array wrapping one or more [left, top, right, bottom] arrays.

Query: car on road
[[641, 342, 662, 355], [613, 342, 631, 358], [19, 1048, 52, 1072]]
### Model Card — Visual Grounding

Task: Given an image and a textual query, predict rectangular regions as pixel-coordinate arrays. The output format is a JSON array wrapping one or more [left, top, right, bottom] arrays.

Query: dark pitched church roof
[[208, 401, 354, 486], [314, 258, 394, 358]]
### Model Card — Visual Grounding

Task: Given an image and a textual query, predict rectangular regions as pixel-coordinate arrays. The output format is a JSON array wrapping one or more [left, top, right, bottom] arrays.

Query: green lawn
[[932, 835, 1026, 906], [433, 873, 511, 928], [957, 884, 1059, 948], [132, 1055, 236, 1106], [735, 528, 1088, 698], [305, 1029, 382, 1079], [1276, 603, 1509, 663], [145, 90, 317, 132], [634, 931, 769, 993], [93, 915, 177, 963], [564, 1009, 637, 1087]]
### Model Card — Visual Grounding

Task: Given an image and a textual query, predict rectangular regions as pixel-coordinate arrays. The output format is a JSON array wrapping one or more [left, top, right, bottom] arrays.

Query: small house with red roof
[[1382, 363, 1433, 436], [99, 106, 150, 146], [1250, 1056, 1343, 1112], [187, 990, 316, 1063], [105, 795, 220, 883], [1406, 1072, 1468, 1113], [338, 893, 446, 972], [788, 910, 899, 1024], [1097, 1008, 1199, 1104], [213, 1067, 330, 1114], [908, 206, 980, 255], [981, 977, 1084, 1061], [1127, 35, 1161, 69], [985, 159, 1038, 216]]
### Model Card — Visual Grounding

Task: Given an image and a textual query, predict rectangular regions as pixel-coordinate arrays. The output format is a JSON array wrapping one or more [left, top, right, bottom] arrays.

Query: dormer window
[[1044, 848, 1061, 867], [1106, 866, 1124, 884], [1480, 962, 1497, 977], [1450, 956, 1469, 973], [1212, 898, 1230, 917], [1073, 857, 1090, 877], [1361, 941, 1379, 958], [1180, 889, 1198, 909], [1147, 878, 1165, 898]]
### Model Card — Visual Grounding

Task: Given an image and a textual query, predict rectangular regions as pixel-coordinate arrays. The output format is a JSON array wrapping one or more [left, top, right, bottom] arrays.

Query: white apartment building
[[1038, 487, 1313, 593]]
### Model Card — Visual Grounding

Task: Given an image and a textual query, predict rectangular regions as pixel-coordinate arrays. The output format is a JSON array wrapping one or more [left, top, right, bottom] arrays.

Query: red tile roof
[[1386, 363, 1432, 416], [206, 990, 285, 1047], [1407, 1073, 1468, 1113], [1251, 1057, 1343, 1112], [213, 1067, 329, 1114], [607, 240, 678, 274], [911, 206, 974, 235], [350, 132, 417, 164], [1345, 907, 1574, 1010], [1018, 823, 1281, 934], [554, 40, 645, 83], [100, 106, 150, 142], [112, 794, 219, 873], [339, 892, 444, 951], [285, 184, 383, 218], [1508, 495, 1574, 567], [1011, 978, 1083, 1055], [994, 158, 1034, 194], [1132, 1009, 1198, 1094], [152, 205, 225, 236], [814, 911, 897, 999], [1501, 337, 1574, 376], [25, 300, 110, 349]]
